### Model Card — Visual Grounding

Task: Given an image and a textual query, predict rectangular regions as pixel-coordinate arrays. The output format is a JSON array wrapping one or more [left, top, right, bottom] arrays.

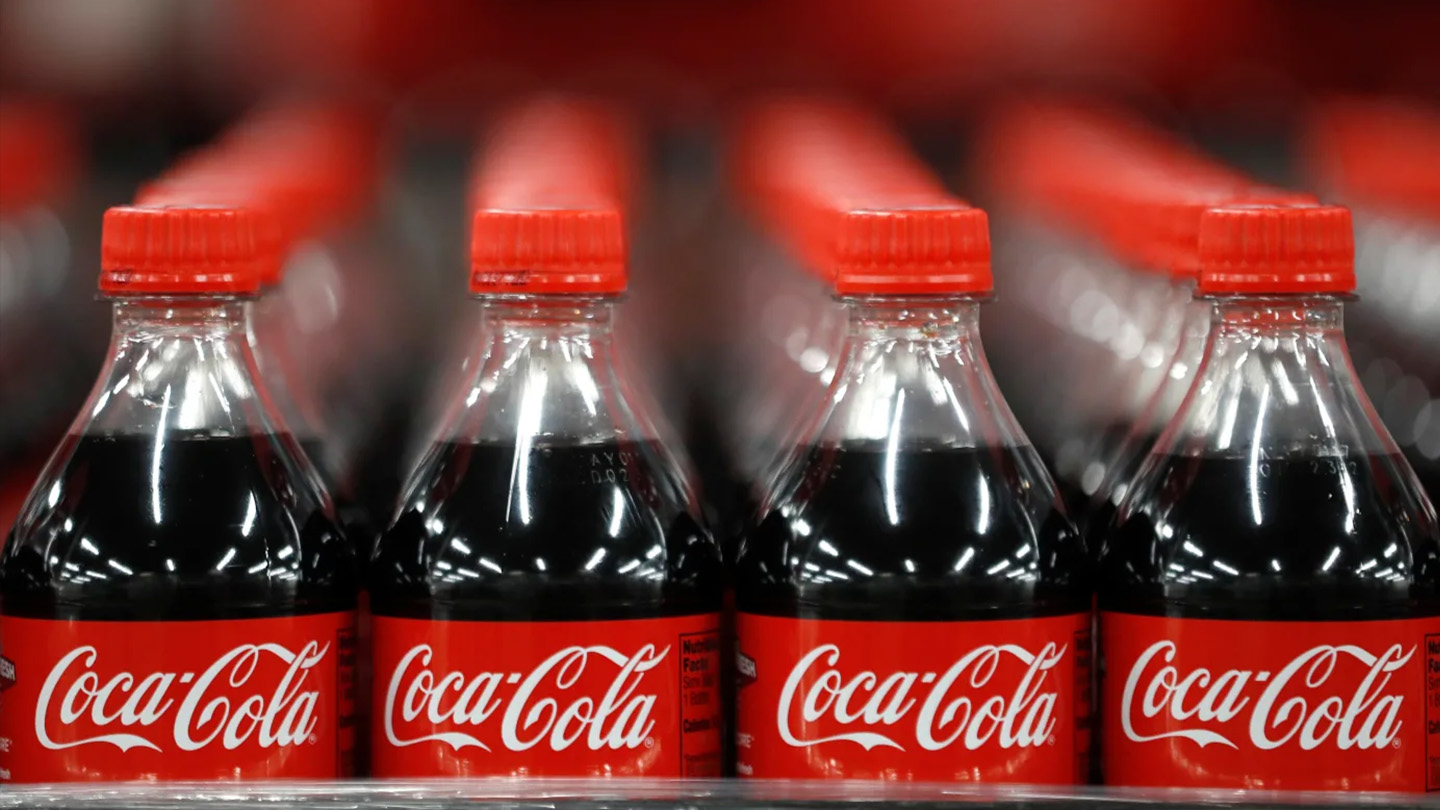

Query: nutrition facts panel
[[679, 630, 723, 777]]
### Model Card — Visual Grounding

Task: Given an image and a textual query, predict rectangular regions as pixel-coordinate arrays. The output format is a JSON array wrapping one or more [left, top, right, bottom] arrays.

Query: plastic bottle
[[367, 100, 724, 777], [1098, 204, 1440, 790], [0, 203, 358, 782], [734, 146, 1091, 782]]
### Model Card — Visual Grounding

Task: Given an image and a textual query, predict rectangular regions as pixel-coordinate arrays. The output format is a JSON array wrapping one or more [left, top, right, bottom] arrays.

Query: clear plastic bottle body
[[1097, 292, 1440, 791], [1348, 211, 1440, 502], [1, 297, 357, 620], [739, 296, 1088, 620], [734, 295, 1092, 783], [370, 296, 722, 621], [1099, 296, 1440, 619], [0, 287, 359, 782]]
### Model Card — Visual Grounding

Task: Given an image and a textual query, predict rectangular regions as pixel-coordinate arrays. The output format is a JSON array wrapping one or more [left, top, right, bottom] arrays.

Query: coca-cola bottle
[[0, 204, 358, 782], [367, 101, 724, 778], [1098, 204, 1440, 791], [734, 188, 1093, 779]]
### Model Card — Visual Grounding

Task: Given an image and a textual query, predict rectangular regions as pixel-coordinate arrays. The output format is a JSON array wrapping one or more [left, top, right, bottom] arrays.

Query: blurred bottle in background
[[133, 101, 406, 555], [720, 100, 897, 538], [1304, 99, 1440, 503], [225, 104, 409, 540], [0, 101, 85, 538]]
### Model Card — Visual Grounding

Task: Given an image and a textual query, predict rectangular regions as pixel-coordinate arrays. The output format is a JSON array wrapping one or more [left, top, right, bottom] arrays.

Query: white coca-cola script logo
[[1121, 641, 1411, 750], [383, 644, 666, 752], [35, 642, 329, 752], [776, 643, 1066, 752]]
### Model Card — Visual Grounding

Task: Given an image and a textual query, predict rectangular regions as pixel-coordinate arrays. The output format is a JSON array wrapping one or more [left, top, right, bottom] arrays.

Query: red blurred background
[[3, 0, 1437, 136]]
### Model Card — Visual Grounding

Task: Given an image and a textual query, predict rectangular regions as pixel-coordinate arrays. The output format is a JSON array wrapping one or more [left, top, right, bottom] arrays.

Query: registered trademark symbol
[[1393, 740, 1401, 749], [644, 737, 655, 749], [1047, 736, 1055, 746], [308, 734, 319, 746]]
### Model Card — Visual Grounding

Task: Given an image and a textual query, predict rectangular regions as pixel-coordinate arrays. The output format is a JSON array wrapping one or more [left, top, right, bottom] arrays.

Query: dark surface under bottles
[[1098, 452, 1440, 620], [736, 442, 1091, 621], [369, 439, 723, 621], [0, 433, 357, 621]]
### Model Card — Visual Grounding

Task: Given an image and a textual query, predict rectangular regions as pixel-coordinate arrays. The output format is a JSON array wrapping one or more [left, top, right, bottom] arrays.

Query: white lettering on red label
[[774, 642, 1066, 752], [1120, 640, 1409, 751], [33, 642, 329, 754], [735, 613, 1091, 782], [1100, 612, 1440, 791], [382, 643, 666, 753]]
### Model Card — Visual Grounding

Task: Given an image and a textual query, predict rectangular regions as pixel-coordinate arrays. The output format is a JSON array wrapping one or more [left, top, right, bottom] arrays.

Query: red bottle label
[[735, 612, 1092, 782], [1102, 611, 1440, 791], [370, 613, 723, 777], [0, 612, 356, 783]]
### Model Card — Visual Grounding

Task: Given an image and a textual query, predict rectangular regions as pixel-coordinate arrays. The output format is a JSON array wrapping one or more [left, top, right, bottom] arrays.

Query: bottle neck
[[1208, 295, 1345, 337], [476, 295, 618, 338], [111, 297, 251, 340], [843, 296, 983, 342]]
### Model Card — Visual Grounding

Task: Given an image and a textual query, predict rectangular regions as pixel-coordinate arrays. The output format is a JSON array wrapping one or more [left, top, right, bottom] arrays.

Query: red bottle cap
[[823, 203, 991, 296], [1197, 205, 1355, 295], [1305, 99, 1440, 225], [100, 205, 269, 295], [0, 101, 78, 216], [469, 100, 634, 295]]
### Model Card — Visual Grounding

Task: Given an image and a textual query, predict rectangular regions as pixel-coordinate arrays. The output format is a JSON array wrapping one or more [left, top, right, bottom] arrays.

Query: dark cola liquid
[[369, 440, 722, 621], [0, 433, 356, 620], [736, 442, 1090, 620], [1099, 453, 1440, 620]]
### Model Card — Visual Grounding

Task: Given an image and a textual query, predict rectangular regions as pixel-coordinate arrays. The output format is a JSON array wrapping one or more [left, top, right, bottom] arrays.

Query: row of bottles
[[0, 96, 1438, 792]]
